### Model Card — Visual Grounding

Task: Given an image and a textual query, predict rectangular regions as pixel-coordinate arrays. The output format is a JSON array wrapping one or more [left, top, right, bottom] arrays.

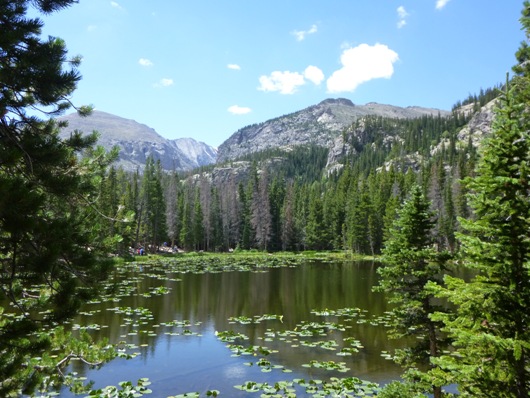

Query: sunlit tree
[[431, 3, 530, 392], [375, 185, 449, 398]]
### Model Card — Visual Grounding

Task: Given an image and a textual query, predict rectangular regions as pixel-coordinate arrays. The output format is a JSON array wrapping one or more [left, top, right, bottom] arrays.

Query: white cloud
[[435, 0, 450, 10], [258, 71, 306, 95], [304, 65, 325, 85], [397, 6, 408, 28], [160, 78, 174, 86], [258, 65, 325, 95], [228, 105, 252, 115], [139, 58, 154, 67], [397, 6, 408, 19], [110, 1, 123, 9], [326, 43, 399, 93], [227, 64, 241, 70], [154, 78, 174, 88], [292, 24, 318, 41]]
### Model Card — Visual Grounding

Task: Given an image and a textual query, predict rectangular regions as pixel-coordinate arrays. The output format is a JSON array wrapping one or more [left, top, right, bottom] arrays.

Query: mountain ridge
[[216, 98, 450, 162], [58, 110, 217, 172], [58, 98, 450, 172]]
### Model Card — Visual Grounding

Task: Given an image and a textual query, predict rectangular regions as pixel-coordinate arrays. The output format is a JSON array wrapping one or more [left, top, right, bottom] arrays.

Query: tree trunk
[[426, 300, 441, 398]]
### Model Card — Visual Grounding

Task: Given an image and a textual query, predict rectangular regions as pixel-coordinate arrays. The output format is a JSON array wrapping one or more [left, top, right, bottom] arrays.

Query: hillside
[[216, 98, 450, 163], [58, 111, 217, 172]]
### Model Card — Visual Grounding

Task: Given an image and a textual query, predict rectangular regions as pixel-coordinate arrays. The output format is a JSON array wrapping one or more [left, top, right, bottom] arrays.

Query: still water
[[61, 259, 403, 397]]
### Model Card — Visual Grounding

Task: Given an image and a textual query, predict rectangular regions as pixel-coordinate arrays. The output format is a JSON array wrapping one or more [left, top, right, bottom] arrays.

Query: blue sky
[[39, 1, 525, 147]]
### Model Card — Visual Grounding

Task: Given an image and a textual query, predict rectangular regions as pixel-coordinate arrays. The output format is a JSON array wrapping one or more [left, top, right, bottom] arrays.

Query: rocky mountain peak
[[58, 111, 217, 172], [217, 98, 450, 163], [318, 98, 355, 107]]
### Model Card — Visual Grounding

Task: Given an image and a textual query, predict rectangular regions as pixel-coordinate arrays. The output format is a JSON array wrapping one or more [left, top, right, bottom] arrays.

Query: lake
[[58, 256, 403, 397]]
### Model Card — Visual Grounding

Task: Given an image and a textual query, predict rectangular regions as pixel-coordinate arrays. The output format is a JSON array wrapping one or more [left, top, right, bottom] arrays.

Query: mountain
[[216, 98, 450, 163], [58, 111, 217, 172], [58, 99, 450, 173]]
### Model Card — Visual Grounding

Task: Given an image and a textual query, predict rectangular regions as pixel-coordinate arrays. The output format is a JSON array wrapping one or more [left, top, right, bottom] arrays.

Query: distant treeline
[[94, 91, 489, 255]]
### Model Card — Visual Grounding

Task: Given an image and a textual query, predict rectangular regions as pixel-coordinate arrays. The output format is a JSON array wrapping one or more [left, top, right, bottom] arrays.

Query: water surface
[[61, 259, 403, 397]]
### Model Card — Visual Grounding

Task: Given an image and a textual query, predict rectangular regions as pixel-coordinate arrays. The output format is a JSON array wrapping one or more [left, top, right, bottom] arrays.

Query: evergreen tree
[[375, 185, 449, 398], [178, 191, 193, 250], [0, 1, 118, 393], [192, 188, 205, 250], [367, 172, 386, 254], [96, 165, 133, 255], [165, 170, 180, 249], [345, 180, 371, 254], [322, 182, 345, 250], [268, 175, 285, 251], [219, 175, 240, 250], [294, 183, 309, 250], [208, 187, 223, 251], [281, 181, 298, 251], [431, 7, 530, 394], [305, 185, 326, 250], [238, 181, 252, 249], [251, 168, 272, 250], [128, 168, 143, 249], [140, 157, 167, 251]]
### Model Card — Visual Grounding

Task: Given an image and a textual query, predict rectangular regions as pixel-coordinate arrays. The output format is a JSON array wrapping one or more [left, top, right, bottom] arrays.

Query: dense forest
[[99, 106, 478, 256]]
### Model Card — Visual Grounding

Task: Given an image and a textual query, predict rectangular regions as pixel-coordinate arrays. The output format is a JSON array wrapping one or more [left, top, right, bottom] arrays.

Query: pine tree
[[268, 175, 285, 251], [375, 185, 449, 398], [305, 185, 326, 250], [345, 180, 371, 254], [192, 188, 205, 250], [433, 84, 530, 397], [251, 168, 272, 250], [96, 165, 133, 255], [165, 170, 180, 249], [0, 1, 118, 393], [140, 157, 167, 251], [322, 182, 345, 250], [208, 187, 223, 251], [219, 175, 240, 249], [238, 181, 252, 249], [430, 5, 530, 397], [281, 181, 298, 251], [178, 191, 192, 250]]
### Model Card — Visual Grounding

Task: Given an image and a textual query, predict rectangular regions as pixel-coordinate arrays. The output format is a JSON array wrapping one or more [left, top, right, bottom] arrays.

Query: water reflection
[[62, 260, 403, 397]]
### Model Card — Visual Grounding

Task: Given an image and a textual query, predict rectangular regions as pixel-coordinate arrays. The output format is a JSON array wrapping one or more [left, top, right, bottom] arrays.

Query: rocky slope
[[58, 111, 217, 172], [326, 99, 498, 175], [217, 98, 450, 163]]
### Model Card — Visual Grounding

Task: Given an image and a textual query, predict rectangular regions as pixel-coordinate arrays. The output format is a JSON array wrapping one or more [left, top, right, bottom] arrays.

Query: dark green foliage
[[429, 5, 530, 397], [377, 380, 427, 398], [268, 176, 285, 251], [375, 185, 449, 397], [235, 144, 329, 184], [305, 185, 327, 250], [238, 181, 252, 249], [432, 78, 530, 396], [281, 182, 298, 251], [344, 180, 372, 253], [139, 157, 167, 251], [0, 1, 120, 394], [192, 189, 205, 250], [145, 92, 482, 255]]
